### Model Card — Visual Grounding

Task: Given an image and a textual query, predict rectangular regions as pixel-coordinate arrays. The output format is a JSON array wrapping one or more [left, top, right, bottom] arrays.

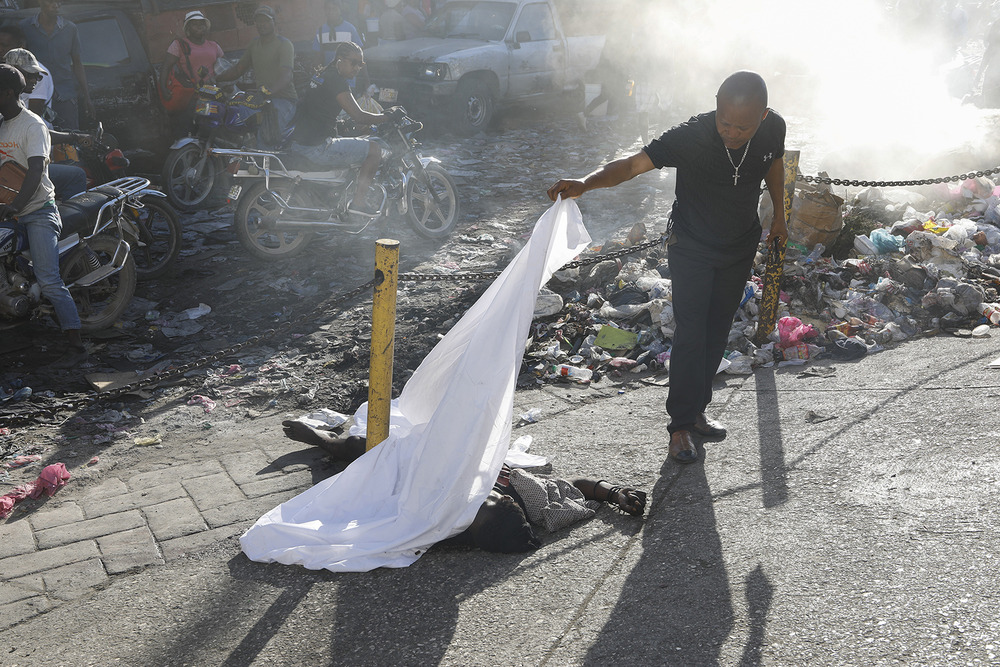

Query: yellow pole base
[[367, 239, 399, 450]]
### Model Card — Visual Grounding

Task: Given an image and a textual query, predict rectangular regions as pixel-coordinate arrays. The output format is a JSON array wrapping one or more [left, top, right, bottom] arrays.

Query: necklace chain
[[724, 138, 751, 185]]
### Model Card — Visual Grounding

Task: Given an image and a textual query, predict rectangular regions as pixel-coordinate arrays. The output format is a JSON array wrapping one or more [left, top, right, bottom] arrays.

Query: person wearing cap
[[216, 5, 298, 139], [0, 64, 87, 368], [159, 10, 224, 135], [0, 28, 54, 125], [3, 47, 87, 201], [19, 0, 93, 130]]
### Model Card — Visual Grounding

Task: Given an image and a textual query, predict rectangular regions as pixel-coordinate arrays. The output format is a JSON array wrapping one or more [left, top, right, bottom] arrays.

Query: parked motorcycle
[[53, 124, 182, 281], [161, 83, 274, 211], [213, 109, 460, 260], [0, 177, 149, 332]]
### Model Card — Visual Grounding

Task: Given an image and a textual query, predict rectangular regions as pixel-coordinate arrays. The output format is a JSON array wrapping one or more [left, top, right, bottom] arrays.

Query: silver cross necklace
[[724, 138, 751, 185]]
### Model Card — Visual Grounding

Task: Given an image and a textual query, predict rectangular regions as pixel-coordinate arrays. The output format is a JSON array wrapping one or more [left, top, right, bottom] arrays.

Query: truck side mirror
[[515, 30, 531, 43]]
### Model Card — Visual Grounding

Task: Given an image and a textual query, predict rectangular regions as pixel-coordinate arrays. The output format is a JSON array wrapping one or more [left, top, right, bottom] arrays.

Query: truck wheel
[[452, 79, 494, 136]]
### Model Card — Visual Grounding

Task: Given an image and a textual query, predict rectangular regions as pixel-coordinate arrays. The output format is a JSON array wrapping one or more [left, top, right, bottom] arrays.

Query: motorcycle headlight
[[418, 63, 449, 80]]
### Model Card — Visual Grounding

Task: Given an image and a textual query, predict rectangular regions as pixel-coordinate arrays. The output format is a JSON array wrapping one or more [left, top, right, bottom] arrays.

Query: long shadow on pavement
[[754, 368, 789, 508], [583, 457, 734, 666]]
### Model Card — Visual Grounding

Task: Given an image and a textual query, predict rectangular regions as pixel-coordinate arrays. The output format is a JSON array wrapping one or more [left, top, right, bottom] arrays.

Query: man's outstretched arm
[[547, 150, 656, 201]]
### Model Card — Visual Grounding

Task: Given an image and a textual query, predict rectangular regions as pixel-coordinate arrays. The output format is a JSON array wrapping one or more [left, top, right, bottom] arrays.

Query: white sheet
[[240, 198, 591, 571]]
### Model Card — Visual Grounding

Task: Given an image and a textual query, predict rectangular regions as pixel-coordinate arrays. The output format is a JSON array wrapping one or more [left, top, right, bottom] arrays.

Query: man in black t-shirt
[[290, 41, 393, 215], [548, 71, 788, 465]]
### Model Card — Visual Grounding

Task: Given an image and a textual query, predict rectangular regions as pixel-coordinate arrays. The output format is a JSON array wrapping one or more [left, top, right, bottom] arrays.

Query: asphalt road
[[4, 331, 999, 666]]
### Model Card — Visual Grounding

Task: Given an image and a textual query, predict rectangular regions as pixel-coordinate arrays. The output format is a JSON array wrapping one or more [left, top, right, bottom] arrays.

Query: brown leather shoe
[[669, 430, 698, 463], [692, 413, 727, 440]]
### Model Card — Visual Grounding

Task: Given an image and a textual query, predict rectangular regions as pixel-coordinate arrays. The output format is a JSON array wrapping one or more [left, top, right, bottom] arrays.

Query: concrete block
[[238, 470, 313, 499], [0, 540, 100, 579], [182, 472, 246, 512], [160, 524, 245, 561], [42, 558, 109, 601], [28, 501, 84, 532], [0, 596, 52, 631], [0, 580, 40, 605], [201, 489, 299, 529], [81, 481, 186, 518], [128, 460, 223, 490], [97, 526, 164, 575], [34, 510, 146, 550], [143, 496, 208, 541], [220, 449, 287, 485], [75, 477, 128, 501], [0, 520, 36, 559]]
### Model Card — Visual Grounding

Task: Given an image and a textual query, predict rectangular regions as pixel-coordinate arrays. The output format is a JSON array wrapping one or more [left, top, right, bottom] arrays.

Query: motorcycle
[[0, 177, 148, 332], [161, 83, 274, 211], [53, 124, 182, 281], [213, 109, 460, 261]]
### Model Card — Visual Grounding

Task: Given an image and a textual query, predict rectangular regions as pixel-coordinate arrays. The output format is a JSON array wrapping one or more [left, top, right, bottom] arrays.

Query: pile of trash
[[526, 176, 1000, 384]]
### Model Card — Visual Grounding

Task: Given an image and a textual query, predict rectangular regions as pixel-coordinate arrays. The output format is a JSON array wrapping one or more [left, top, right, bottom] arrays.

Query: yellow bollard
[[367, 239, 399, 450]]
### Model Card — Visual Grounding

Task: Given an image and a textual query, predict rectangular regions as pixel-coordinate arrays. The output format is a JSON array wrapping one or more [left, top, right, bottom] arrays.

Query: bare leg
[[281, 421, 366, 461]]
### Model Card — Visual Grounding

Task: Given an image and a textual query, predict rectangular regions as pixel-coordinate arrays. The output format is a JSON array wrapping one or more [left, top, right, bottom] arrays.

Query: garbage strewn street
[[3, 73, 1000, 667]]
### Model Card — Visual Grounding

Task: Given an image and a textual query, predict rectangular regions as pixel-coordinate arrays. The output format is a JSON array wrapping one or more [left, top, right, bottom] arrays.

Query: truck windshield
[[78, 17, 131, 67], [425, 2, 516, 41]]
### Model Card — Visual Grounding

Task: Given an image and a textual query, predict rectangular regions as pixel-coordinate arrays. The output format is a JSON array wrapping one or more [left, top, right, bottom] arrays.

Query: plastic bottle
[[551, 364, 593, 382], [978, 302, 1000, 325]]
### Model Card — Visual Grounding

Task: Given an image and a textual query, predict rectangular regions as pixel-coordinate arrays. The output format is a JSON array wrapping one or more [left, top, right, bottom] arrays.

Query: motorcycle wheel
[[405, 163, 461, 239], [234, 181, 314, 261], [129, 196, 182, 280], [60, 235, 137, 332], [162, 143, 218, 211]]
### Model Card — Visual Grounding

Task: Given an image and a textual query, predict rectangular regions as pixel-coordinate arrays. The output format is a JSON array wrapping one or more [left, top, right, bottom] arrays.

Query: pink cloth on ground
[[0, 463, 72, 517]]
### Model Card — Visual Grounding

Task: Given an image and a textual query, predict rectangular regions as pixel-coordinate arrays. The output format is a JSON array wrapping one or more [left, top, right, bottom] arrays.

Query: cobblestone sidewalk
[[0, 446, 325, 630]]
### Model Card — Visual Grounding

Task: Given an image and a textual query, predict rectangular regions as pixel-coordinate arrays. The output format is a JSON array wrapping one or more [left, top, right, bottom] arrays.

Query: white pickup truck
[[364, 0, 605, 135]]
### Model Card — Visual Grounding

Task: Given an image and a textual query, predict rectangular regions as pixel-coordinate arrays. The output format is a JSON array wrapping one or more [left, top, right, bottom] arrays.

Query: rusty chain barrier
[[8, 161, 998, 424], [2, 238, 665, 424], [798, 165, 1000, 189]]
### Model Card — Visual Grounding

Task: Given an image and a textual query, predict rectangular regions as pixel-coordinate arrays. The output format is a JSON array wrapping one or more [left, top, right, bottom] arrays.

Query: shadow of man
[[584, 456, 734, 665], [215, 544, 525, 666]]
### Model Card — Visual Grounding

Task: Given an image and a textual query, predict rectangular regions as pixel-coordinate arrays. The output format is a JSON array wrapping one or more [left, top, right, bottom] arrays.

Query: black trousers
[[665, 238, 756, 433]]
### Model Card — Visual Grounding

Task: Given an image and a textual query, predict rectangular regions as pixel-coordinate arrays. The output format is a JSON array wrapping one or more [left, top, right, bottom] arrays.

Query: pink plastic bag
[[777, 316, 817, 348]]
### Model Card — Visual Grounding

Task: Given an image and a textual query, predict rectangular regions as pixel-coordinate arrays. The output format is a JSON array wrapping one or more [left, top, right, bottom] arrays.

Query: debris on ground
[[524, 177, 1000, 385]]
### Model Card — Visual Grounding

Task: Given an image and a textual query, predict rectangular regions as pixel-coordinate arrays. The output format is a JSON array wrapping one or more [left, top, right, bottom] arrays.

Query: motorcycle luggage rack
[[85, 176, 151, 237], [210, 148, 289, 177]]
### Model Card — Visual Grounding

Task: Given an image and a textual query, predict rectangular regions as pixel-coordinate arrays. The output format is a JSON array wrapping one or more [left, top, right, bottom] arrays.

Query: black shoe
[[669, 430, 698, 463], [692, 413, 727, 440], [50, 345, 89, 370]]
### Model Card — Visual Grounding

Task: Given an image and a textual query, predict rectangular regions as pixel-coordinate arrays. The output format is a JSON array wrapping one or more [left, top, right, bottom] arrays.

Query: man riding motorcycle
[[289, 41, 399, 217], [0, 64, 86, 368]]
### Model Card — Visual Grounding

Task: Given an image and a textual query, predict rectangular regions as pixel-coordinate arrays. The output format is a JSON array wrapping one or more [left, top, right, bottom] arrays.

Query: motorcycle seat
[[57, 186, 122, 237], [280, 151, 350, 176]]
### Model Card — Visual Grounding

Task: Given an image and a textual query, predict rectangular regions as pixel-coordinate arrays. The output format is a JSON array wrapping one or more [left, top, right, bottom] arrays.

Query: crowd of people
[[153, 1, 439, 212]]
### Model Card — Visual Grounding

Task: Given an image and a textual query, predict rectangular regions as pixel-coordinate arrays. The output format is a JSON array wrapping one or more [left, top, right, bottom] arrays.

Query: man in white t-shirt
[[4, 47, 86, 200], [0, 64, 86, 367]]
